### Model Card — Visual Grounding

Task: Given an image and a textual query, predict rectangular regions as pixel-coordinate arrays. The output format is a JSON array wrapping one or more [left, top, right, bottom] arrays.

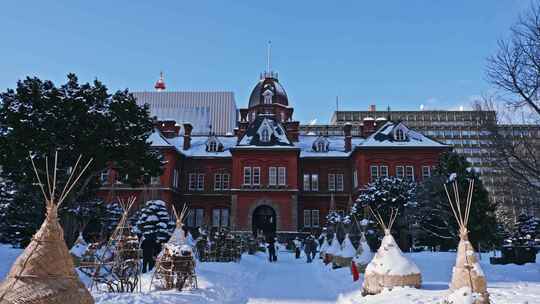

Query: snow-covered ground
[[0, 244, 539, 303]]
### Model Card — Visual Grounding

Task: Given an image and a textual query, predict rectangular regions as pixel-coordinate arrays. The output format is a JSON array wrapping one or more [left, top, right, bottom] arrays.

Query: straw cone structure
[[362, 208, 421, 296], [334, 234, 356, 268], [90, 196, 141, 293], [353, 232, 373, 272], [444, 179, 489, 304], [166, 205, 189, 248], [0, 152, 94, 304], [151, 205, 197, 291]]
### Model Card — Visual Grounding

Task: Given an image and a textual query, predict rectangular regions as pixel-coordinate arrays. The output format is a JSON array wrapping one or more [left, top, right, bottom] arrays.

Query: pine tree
[[103, 202, 124, 237], [0, 182, 44, 247], [352, 176, 417, 250], [352, 176, 417, 222], [0, 74, 163, 244], [415, 152, 497, 250], [135, 200, 175, 244]]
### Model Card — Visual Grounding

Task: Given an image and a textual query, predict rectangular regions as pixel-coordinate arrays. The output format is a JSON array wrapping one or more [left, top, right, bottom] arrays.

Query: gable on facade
[[361, 121, 447, 148], [238, 115, 293, 147], [206, 135, 224, 152], [312, 135, 330, 152]]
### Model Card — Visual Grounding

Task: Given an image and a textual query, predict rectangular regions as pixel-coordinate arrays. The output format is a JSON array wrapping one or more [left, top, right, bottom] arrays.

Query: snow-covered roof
[[149, 120, 444, 157], [237, 115, 294, 147], [296, 135, 364, 158], [147, 129, 174, 148], [168, 136, 237, 158], [358, 121, 447, 149]]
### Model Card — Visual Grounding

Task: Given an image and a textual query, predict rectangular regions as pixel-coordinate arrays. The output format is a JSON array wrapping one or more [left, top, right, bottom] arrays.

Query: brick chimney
[[183, 123, 193, 150], [343, 123, 352, 152], [157, 120, 180, 138], [362, 117, 376, 137]]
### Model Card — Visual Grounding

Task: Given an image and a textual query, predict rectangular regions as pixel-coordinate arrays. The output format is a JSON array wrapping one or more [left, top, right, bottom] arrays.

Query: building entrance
[[252, 205, 276, 238]]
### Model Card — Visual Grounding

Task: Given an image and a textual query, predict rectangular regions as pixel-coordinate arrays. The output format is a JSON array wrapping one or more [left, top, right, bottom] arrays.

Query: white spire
[[267, 40, 271, 73]]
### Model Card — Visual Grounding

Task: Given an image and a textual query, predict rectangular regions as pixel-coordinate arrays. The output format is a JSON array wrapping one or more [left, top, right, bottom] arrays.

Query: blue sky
[[0, 1, 529, 123]]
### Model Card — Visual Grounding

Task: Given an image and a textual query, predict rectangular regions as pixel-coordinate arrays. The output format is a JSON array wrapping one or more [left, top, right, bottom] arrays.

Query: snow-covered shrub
[[135, 200, 175, 243]]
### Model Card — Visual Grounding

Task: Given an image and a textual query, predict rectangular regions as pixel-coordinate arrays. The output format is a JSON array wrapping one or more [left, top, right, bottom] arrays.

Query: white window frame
[[311, 174, 319, 191], [370, 165, 379, 182], [187, 208, 205, 227], [406, 166, 415, 182], [303, 174, 310, 191], [312, 210, 320, 227], [214, 173, 222, 190], [208, 140, 217, 152], [395, 128, 406, 141], [396, 166, 405, 179], [188, 173, 197, 190], [336, 174, 344, 192], [253, 167, 261, 185], [243, 167, 252, 185], [269, 167, 277, 185], [197, 173, 205, 191], [222, 173, 230, 190], [422, 166, 431, 179], [380, 165, 389, 177], [212, 208, 229, 227], [304, 210, 312, 228], [173, 169, 179, 188], [261, 128, 270, 142], [328, 173, 336, 191], [278, 167, 286, 186]]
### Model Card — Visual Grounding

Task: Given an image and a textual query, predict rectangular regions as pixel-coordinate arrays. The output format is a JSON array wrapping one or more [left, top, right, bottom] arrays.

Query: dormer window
[[395, 128, 406, 141], [206, 136, 222, 152], [313, 136, 329, 152], [263, 89, 274, 105], [261, 127, 270, 142]]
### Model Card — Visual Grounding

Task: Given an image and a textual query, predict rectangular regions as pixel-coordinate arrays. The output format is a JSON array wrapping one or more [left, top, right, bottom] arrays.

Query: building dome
[[248, 72, 289, 108]]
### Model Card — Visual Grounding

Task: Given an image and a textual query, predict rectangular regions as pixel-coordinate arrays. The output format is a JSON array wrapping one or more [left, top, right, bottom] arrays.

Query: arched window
[[261, 128, 270, 142], [263, 89, 273, 105], [395, 128, 406, 141], [313, 136, 329, 152], [206, 136, 222, 152]]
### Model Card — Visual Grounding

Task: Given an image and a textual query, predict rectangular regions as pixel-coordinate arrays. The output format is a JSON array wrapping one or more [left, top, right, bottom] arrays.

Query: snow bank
[[70, 233, 88, 258], [446, 287, 486, 304]]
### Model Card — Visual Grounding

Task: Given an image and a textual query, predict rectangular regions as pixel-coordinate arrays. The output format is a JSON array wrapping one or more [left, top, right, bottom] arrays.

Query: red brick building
[[98, 71, 448, 236]]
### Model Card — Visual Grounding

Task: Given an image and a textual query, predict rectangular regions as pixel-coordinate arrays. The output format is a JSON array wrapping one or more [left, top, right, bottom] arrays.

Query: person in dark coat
[[304, 236, 315, 263], [267, 236, 278, 262], [310, 234, 318, 261], [141, 234, 159, 273]]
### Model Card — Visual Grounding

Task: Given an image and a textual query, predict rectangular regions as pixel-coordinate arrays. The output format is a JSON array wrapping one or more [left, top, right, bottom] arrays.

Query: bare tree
[[487, 3, 540, 117], [473, 96, 540, 222]]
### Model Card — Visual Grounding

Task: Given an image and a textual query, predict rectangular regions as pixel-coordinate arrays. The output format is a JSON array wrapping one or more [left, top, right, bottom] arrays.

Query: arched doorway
[[252, 205, 276, 237]]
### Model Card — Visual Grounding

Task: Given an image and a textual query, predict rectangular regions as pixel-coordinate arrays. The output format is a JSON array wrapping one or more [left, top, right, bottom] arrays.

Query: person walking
[[141, 234, 159, 273], [310, 234, 318, 261], [304, 236, 315, 263], [293, 237, 302, 259], [267, 236, 278, 262]]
